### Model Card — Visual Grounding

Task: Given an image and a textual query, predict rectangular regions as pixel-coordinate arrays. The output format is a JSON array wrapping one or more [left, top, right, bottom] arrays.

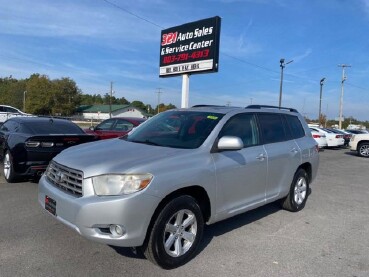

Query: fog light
[[109, 224, 126, 237]]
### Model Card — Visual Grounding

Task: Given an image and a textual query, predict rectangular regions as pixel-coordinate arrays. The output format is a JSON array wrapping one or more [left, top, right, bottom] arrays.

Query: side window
[[96, 119, 115, 130], [5, 107, 18, 113], [258, 113, 287, 144], [0, 121, 18, 132], [285, 115, 305, 139], [219, 113, 259, 147], [114, 120, 134, 131]]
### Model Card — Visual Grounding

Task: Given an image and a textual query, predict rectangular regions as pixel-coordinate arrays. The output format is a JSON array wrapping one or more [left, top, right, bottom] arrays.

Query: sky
[[1, 0, 369, 121]]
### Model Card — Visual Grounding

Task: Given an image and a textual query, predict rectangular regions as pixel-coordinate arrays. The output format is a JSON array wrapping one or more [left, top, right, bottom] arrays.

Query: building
[[75, 105, 147, 120]]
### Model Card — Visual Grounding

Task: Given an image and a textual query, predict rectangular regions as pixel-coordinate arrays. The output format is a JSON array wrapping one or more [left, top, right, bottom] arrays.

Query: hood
[[53, 138, 187, 178]]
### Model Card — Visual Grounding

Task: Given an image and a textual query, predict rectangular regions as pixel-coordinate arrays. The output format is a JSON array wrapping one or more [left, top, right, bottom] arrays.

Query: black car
[[0, 117, 98, 182]]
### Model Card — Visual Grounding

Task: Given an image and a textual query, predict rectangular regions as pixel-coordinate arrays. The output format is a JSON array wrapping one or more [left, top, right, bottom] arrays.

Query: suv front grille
[[46, 161, 83, 197]]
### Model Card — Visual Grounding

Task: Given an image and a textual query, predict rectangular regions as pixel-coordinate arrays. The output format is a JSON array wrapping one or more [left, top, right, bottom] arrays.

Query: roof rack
[[191, 105, 226, 108], [245, 105, 298, 113]]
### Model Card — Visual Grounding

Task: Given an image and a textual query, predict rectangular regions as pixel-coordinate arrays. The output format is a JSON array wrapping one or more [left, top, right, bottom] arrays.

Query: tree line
[[0, 74, 176, 116]]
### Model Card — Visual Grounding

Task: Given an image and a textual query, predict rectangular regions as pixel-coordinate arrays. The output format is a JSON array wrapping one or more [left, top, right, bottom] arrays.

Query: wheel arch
[[297, 162, 312, 183], [143, 185, 211, 245], [358, 140, 369, 148]]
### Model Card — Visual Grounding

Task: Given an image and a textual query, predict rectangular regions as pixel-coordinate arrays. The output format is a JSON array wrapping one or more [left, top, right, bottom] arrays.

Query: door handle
[[256, 153, 266, 161], [291, 148, 299, 154]]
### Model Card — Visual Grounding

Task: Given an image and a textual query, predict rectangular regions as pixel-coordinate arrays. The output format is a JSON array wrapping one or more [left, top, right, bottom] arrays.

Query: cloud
[[291, 49, 313, 63]]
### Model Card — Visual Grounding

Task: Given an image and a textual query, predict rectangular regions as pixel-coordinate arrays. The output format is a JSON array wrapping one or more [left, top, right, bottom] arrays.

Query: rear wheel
[[282, 168, 309, 212], [141, 195, 204, 269], [358, 142, 369, 157], [3, 150, 18, 183]]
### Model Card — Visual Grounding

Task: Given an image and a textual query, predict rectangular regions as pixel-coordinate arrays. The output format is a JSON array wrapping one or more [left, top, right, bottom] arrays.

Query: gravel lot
[[0, 148, 368, 277]]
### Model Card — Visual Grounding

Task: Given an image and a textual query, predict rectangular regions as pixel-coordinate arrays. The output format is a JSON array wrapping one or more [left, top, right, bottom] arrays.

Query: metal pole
[[181, 74, 190, 108], [23, 91, 27, 112], [319, 78, 325, 126], [278, 59, 284, 108], [338, 64, 351, 129], [156, 88, 162, 113], [278, 59, 293, 108], [109, 82, 113, 118]]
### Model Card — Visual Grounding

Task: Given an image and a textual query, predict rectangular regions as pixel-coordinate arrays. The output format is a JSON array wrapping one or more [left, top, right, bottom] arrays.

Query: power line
[[102, 0, 164, 29]]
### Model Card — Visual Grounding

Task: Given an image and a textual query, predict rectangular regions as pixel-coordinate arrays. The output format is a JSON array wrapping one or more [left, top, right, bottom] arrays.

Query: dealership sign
[[159, 16, 221, 77]]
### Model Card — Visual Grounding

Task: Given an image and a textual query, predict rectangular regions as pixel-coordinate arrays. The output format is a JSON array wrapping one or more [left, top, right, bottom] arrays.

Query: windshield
[[124, 110, 224, 149]]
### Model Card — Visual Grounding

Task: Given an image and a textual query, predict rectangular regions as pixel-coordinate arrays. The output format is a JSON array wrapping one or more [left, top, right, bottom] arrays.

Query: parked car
[[0, 105, 32, 124], [309, 125, 344, 148], [349, 133, 369, 157], [0, 117, 98, 182], [85, 117, 146, 139], [326, 128, 352, 146], [345, 129, 369, 135], [39, 105, 319, 269], [310, 130, 328, 149]]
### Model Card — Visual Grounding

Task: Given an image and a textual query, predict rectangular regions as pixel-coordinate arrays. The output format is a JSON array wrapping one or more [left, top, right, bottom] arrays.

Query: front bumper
[[38, 175, 160, 247]]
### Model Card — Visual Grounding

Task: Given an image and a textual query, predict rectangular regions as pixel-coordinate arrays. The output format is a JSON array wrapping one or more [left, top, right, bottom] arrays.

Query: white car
[[349, 133, 369, 157], [309, 126, 344, 147], [0, 105, 31, 124], [310, 130, 328, 149]]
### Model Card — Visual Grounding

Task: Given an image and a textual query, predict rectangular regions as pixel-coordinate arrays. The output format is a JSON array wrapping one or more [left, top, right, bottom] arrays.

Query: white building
[[76, 105, 147, 120]]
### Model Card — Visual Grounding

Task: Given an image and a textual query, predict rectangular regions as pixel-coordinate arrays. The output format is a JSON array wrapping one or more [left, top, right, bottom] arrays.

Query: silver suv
[[38, 105, 319, 269]]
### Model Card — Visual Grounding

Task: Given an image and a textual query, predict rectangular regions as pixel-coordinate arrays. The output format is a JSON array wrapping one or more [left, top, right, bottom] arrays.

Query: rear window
[[284, 115, 305, 139], [23, 120, 84, 134]]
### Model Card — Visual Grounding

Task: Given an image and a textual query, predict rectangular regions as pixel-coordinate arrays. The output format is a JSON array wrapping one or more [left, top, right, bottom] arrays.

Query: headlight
[[92, 174, 153, 196]]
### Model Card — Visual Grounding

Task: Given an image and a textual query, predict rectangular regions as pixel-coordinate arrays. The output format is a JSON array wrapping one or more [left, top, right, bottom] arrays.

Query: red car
[[85, 117, 146, 140]]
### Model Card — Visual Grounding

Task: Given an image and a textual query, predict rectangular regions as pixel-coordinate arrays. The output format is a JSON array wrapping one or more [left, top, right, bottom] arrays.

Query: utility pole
[[319, 78, 326, 126], [23, 91, 27, 112], [109, 81, 113, 118], [279, 58, 293, 107], [338, 64, 351, 129], [156, 88, 162, 114]]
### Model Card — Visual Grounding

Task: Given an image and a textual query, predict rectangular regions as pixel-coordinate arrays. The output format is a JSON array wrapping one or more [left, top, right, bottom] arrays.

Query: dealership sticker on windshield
[[207, 115, 218, 120]]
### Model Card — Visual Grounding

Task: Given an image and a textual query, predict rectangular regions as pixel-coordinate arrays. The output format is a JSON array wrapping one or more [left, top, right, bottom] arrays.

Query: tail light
[[312, 134, 321, 138], [25, 141, 54, 148], [25, 141, 40, 148], [335, 135, 343, 138]]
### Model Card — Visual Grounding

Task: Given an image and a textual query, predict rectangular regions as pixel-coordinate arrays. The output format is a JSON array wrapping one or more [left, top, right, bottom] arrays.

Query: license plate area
[[45, 195, 56, 216]]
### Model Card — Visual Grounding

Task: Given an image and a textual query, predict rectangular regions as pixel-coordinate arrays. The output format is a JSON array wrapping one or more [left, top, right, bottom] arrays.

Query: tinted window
[[25, 120, 84, 134], [96, 119, 115, 130], [258, 113, 286, 144], [114, 119, 134, 131], [219, 113, 259, 147], [285, 115, 305, 139], [0, 121, 19, 132]]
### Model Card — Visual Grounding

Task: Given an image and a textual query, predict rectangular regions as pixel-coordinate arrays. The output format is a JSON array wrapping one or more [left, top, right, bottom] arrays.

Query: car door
[[108, 119, 135, 138], [212, 113, 267, 215], [257, 113, 301, 201]]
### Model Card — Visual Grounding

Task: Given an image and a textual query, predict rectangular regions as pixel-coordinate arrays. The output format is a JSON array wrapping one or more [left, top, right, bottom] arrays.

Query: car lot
[[0, 148, 368, 276]]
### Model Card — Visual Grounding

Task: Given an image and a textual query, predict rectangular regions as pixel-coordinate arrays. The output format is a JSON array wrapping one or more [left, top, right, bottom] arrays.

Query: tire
[[3, 150, 18, 183], [282, 168, 309, 212], [358, 142, 369, 157], [141, 195, 204, 269]]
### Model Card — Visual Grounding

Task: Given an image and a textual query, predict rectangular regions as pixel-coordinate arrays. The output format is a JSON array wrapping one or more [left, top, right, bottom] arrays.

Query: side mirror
[[89, 126, 95, 131], [217, 136, 244, 151]]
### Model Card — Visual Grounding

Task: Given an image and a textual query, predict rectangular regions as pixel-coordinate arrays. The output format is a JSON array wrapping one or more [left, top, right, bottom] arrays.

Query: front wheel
[[3, 150, 18, 183], [358, 143, 369, 157], [282, 168, 309, 212], [141, 195, 204, 269]]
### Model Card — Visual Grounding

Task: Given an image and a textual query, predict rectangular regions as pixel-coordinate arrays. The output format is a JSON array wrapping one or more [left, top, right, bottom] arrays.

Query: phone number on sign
[[162, 49, 209, 64]]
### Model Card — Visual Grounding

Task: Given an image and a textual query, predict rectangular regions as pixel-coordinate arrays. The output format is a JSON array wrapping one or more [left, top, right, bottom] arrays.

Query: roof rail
[[246, 105, 298, 113], [191, 105, 226, 108]]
